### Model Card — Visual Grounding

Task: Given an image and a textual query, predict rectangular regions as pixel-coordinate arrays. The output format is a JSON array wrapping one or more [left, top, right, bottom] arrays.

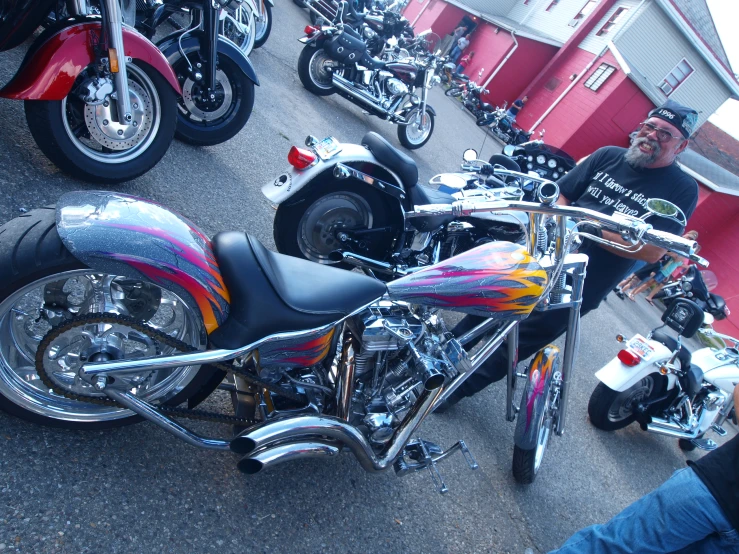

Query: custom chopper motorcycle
[[0, 0, 183, 182], [589, 299, 736, 453], [0, 180, 703, 485], [266, 133, 536, 278], [297, 4, 439, 149]]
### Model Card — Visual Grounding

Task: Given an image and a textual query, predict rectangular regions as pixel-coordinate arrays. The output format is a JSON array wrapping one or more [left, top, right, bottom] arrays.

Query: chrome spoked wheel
[[533, 390, 554, 472], [61, 64, 161, 164], [308, 49, 337, 90], [297, 192, 373, 263], [221, 4, 255, 54], [0, 270, 205, 423], [406, 111, 432, 144]]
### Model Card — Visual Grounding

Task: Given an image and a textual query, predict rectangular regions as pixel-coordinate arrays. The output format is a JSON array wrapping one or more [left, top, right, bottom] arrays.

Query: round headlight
[[527, 163, 533, 170], [683, 282, 693, 292], [536, 155, 546, 165], [552, 172, 559, 179], [547, 158, 557, 169]]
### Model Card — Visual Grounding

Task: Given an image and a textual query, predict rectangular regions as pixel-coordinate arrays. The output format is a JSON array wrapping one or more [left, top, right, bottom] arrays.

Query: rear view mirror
[[463, 149, 478, 162]]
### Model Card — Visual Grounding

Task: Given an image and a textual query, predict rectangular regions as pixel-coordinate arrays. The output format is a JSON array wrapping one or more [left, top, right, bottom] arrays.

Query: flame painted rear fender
[[261, 143, 405, 206], [56, 191, 230, 335], [0, 22, 181, 100], [514, 345, 559, 451], [594, 339, 676, 392], [156, 32, 259, 86]]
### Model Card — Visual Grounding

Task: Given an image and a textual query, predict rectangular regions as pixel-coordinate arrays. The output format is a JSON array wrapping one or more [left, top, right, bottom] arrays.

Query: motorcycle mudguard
[[0, 22, 181, 100], [264, 0, 275, 6], [262, 143, 405, 205], [157, 33, 260, 86], [594, 338, 675, 392], [56, 191, 230, 335], [514, 345, 559, 450]]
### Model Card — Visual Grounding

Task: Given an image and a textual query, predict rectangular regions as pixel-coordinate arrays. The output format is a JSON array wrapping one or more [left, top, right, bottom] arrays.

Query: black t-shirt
[[688, 434, 739, 530], [509, 100, 524, 116], [557, 146, 698, 312]]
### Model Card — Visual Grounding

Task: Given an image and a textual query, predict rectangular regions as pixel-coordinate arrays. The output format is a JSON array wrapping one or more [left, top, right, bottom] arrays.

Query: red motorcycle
[[0, 0, 181, 183]]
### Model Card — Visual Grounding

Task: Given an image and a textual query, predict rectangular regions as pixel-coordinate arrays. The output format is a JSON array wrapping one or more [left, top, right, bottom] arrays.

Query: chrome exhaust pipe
[[237, 440, 341, 474], [231, 386, 443, 473], [332, 74, 388, 115], [646, 417, 699, 440]]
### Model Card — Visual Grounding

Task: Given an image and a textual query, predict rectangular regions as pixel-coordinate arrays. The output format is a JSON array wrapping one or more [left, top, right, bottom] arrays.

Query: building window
[[584, 63, 616, 91], [596, 6, 629, 36], [544, 77, 562, 92], [659, 59, 694, 96], [523, 0, 531, 4], [569, 0, 598, 27], [546, 0, 560, 11]]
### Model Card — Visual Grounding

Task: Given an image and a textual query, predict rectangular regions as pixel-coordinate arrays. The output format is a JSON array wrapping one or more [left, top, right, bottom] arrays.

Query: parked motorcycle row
[[0, 0, 272, 183], [0, 0, 731, 499]]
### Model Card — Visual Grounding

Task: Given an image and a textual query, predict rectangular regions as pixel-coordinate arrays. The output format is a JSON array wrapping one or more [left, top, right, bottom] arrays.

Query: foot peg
[[711, 424, 727, 436], [691, 438, 719, 451], [394, 438, 478, 494]]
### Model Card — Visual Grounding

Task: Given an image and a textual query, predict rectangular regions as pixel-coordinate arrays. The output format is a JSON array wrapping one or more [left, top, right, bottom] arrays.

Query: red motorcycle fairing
[[0, 22, 181, 100]]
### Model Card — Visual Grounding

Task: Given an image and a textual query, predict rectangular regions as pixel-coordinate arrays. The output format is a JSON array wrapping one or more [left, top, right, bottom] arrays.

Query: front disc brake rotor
[[84, 80, 151, 150], [182, 69, 233, 121]]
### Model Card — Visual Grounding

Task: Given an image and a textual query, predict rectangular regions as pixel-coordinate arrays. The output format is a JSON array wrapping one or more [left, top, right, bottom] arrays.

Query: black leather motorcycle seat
[[362, 132, 418, 189], [208, 232, 387, 350], [360, 53, 386, 70], [410, 183, 455, 205], [651, 331, 692, 371]]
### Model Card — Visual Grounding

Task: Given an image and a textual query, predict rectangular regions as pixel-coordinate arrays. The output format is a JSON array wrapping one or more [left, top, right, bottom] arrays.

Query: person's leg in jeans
[[549, 467, 739, 554]]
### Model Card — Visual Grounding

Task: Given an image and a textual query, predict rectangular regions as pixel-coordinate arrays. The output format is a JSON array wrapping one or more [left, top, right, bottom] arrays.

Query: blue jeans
[[450, 47, 461, 64], [549, 468, 739, 553]]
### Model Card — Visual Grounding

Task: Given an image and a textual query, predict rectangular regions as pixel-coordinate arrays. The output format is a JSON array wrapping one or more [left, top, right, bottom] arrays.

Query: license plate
[[314, 137, 342, 160], [627, 335, 654, 360]]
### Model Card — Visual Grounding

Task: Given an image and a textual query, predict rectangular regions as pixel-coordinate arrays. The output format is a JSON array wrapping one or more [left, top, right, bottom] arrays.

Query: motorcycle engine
[[347, 301, 465, 448], [385, 78, 409, 97]]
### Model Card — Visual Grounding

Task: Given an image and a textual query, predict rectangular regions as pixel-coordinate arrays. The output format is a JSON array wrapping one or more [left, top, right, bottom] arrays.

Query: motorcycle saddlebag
[[324, 31, 367, 64]]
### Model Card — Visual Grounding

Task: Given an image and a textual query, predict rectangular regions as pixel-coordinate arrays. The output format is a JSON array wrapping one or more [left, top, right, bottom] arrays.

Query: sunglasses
[[637, 121, 682, 143]]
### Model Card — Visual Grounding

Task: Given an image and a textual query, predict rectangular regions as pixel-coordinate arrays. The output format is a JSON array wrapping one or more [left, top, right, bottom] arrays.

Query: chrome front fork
[[102, 0, 133, 126]]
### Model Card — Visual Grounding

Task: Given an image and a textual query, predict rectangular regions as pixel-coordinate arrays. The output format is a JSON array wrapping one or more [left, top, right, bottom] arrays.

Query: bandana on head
[[648, 100, 698, 139]]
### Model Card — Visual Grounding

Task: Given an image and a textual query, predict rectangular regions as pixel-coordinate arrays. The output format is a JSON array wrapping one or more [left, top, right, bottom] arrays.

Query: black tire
[[297, 44, 337, 96], [0, 207, 219, 429], [253, 3, 272, 49], [173, 54, 255, 146], [24, 61, 177, 184], [512, 374, 554, 484], [445, 87, 462, 97], [293, 0, 306, 6], [398, 109, 434, 150], [588, 376, 666, 431], [273, 181, 397, 269]]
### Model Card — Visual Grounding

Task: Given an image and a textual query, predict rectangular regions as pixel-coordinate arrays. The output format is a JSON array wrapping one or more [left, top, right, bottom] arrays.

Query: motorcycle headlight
[[683, 282, 693, 292]]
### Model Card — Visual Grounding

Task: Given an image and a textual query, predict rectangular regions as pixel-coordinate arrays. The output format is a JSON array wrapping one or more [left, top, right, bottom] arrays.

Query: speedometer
[[536, 155, 546, 165], [547, 158, 557, 169]]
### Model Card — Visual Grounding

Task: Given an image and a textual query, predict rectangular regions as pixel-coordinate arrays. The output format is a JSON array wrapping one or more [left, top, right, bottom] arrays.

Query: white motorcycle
[[589, 300, 737, 451]]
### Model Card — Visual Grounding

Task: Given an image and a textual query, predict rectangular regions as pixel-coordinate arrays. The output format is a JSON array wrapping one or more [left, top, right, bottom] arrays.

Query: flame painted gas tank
[[386, 62, 418, 85], [387, 242, 548, 319]]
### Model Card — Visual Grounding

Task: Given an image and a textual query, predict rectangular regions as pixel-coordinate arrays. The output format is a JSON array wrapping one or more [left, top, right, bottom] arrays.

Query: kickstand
[[394, 438, 479, 494]]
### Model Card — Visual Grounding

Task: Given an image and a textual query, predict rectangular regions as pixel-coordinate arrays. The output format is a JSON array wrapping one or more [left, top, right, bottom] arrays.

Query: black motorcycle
[[298, 4, 439, 149], [477, 109, 531, 145], [445, 81, 495, 123], [654, 266, 729, 321]]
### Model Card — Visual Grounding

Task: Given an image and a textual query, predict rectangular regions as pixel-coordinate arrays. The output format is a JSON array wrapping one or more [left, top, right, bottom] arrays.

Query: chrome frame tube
[[81, 300, 378, 377], [456, 317, 499, 346], [104, 389, 231, 450], [336, 329, 356, 421], [102, 0, 133, 125], [555, 261, 586, 436]]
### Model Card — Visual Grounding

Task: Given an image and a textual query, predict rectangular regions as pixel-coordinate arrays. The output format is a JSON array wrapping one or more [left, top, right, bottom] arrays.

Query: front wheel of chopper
[[0, 208, 218, 429], [24, 61, 177, 184], [398, 108, 435, 150], [172, 54, 256, 146], [297, 45, 337, 96], [273, 182, 396, 270]]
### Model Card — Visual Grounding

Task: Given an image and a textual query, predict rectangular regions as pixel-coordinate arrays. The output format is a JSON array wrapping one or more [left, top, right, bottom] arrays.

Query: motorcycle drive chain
[[34, 313, 307, 426]]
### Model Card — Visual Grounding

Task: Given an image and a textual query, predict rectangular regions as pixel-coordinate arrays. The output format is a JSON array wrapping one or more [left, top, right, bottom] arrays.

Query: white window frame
[[545, 0, 560, 12], [584, 63, 617, 91], [659, 58, 694, 96], [569, 0, 598, 28], [596, 6, 629, 36]]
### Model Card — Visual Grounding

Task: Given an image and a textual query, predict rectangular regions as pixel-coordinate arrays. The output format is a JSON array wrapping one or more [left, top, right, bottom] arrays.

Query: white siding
[[453, 0, 519, 16], [614, 2, 731, 127], [505, 0, 602, 42], [578, 0, 642, 55]]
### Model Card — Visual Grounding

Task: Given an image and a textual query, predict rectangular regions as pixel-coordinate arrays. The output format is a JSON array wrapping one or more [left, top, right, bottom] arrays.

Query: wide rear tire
[[0, 207, 218, 429], [588, 376, 666, 431], [297, 45, 337, 96]]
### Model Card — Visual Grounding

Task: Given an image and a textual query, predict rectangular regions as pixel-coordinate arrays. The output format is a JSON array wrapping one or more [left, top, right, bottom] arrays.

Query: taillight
[[287, 146, 317, 169], [304, 25, 319, 35], [617, 349, 641, 366]]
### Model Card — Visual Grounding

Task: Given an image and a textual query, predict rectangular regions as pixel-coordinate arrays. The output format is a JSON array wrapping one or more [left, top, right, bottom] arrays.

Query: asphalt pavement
[[0, 3, 735, 554]]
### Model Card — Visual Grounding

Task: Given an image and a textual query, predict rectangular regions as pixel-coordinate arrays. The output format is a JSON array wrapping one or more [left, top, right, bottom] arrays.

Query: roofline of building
[[607, 42, 670, 105], [655, 0, 739, 99], [677, 162, 739, 197], [442, 0, 564, 47]]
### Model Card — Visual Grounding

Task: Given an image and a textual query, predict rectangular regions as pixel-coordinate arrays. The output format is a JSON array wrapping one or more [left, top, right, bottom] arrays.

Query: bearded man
[[437, 100, 700, 410]]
